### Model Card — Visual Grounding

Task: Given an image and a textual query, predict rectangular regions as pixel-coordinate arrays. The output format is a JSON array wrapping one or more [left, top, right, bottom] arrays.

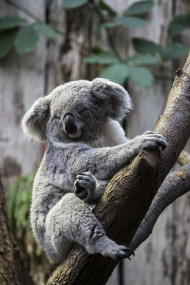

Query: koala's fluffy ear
[[22, 95, 51, 141], [91, 78, 132, 121]]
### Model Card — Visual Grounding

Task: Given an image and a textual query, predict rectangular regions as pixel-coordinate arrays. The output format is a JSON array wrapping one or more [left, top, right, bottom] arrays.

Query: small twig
[[5, 0, 42, 22]]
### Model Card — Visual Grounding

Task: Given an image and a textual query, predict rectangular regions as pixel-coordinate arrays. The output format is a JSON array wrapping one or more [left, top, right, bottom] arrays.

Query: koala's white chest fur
[[88, 119, 127, 148]]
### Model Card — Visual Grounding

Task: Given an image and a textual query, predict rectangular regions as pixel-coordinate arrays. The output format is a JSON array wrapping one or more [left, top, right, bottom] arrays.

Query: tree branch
[[129, 148, 190, 254], [130, 162, 190, 252], [47, 53, 190, 285]]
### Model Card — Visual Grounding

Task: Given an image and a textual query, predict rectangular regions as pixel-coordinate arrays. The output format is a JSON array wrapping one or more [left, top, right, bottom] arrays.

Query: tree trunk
[[0, 178, 23, 285]]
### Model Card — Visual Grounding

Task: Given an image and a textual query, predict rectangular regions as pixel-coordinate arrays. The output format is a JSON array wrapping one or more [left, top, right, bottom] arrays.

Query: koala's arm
[[70, 131, 167, 181]]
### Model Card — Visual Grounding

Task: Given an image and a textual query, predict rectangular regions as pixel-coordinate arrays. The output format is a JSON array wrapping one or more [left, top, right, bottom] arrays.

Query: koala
[[22, 78, 167, 264]]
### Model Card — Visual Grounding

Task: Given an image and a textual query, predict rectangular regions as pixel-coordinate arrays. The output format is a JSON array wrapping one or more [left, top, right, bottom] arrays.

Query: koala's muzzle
[[63, 113, 77, 135]]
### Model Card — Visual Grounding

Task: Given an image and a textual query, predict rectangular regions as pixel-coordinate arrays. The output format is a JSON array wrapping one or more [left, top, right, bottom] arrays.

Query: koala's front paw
[[138, 131, 167, 151], [74, 172, 96, 202]]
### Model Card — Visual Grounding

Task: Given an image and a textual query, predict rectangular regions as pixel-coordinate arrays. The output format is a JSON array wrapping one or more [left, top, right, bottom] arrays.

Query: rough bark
[[0, 178, 23, 285], [47, 52, 190, 285]]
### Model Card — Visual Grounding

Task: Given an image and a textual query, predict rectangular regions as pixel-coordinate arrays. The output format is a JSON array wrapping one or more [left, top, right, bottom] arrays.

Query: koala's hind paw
[[97, 237, 135, 260], [74, 172, 96, 202], [111, 245, 134, 260]]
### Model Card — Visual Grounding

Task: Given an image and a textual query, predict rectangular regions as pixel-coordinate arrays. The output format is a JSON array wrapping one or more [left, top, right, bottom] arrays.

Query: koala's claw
[[100, 239, 135, 260], [112, 245, 134, 260], [119, 246, 134, 260], [124, 246, 135, 256]]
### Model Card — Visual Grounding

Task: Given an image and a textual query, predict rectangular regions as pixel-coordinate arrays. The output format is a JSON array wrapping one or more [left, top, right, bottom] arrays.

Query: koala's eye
[[79, 108, 88, 114]]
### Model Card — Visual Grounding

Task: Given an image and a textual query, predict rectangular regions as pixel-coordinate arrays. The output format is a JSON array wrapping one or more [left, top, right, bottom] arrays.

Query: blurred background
[[0, 0, 190, 284]]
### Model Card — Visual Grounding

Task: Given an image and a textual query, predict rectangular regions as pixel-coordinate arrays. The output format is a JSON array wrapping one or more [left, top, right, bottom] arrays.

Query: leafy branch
[[1, 0, 190, 88], [60, 0, 190, 87], [83, 0, 190, 87], [0, 15, 57, 56]]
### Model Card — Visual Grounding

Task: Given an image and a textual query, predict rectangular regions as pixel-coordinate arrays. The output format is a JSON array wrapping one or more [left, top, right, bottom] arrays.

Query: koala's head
[[22, 78, 132, 143]]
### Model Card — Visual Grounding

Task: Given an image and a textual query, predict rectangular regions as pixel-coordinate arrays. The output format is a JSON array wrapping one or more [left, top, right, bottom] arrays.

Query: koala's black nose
[[63, 113, 77, 134]]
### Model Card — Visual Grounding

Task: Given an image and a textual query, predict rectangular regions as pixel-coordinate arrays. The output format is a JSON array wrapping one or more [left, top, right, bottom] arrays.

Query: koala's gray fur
[[22, 78, 167, 263]]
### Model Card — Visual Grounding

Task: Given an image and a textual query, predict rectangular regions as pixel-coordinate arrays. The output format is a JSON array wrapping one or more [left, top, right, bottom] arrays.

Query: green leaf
[[0, 29, 18, 57], [124, 0, 154, 16], [161, 43, 189, 60], [98, 0, 117, 17], [98, 16, 149, 30], [128, 66, 153, 87], [15, 25, 39, 54], [99, 63, 129, 84], [97, 21, 120, 30], [62, 0, 87, 9], [32, 23, 57, 39], [126, 53, 162, 65], [168, 14, 190, 37], [132, 38, 162, 54], [0, 16, 26, 30], [85, 52, 119, 64], [115, 17, 149, 28]]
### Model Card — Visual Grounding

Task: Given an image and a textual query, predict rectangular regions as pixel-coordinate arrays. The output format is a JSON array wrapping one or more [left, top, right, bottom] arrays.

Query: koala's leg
[[74, 172, 108, 204], [45, 193, 132, 263]]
